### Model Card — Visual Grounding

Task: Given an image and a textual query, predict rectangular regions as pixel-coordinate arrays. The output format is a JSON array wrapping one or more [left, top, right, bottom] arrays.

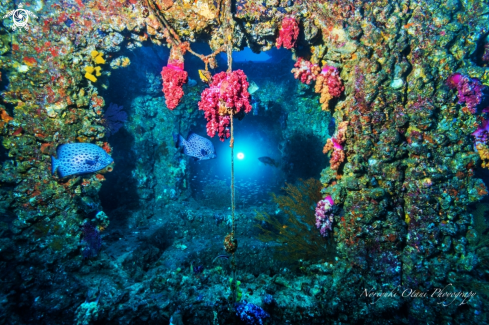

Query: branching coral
[[255, 178, 336, 263]]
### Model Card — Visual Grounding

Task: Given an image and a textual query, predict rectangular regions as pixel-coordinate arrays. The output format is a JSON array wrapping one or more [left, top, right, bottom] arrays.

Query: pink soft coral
[[323, 121, 348, 170], [315, 195, 334, 237], [446, 73, 485, 114], [291, 58, 320, 84], [198, 70, 252, 141], [276, 17, 300, 50], [473, 117, 489, 148], [315, 65, 345, 110], [161, 61, 188, 110]]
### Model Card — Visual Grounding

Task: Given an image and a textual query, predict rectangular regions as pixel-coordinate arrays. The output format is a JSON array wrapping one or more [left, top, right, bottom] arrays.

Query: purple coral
[[446, 73, 486, 114], [104, 102, 127, 136], [482, 43, 489, 63], [315, 195, 334, 237], [81, 222, 102, 259], [472, 117, 489, 149]]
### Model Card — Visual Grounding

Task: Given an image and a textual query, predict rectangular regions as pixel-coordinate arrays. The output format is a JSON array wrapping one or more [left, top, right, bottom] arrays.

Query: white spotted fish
[[174, 132, 216, 161], [51, 143, 114, 177]]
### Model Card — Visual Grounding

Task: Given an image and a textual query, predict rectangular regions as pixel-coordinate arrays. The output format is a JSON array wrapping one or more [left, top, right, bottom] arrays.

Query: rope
[[230, 113, 235, 235], [224, 0, 237, 306], [230, 112, 237, 305]]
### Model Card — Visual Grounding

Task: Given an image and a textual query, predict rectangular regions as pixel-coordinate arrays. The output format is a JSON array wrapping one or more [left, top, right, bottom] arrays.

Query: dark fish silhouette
[[258, 156, 278, 167]]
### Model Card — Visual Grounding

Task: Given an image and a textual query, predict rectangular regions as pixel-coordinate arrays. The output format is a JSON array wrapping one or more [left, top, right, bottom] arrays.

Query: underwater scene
[[1, 0, 489, 324]]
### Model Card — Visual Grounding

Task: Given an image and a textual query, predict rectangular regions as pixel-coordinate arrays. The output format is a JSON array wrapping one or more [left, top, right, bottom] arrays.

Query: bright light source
[[237, 152, 244, 160]]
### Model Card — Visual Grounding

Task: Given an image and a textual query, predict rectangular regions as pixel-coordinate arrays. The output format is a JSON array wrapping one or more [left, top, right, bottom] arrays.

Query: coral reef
[[1, 0, 489, 323]]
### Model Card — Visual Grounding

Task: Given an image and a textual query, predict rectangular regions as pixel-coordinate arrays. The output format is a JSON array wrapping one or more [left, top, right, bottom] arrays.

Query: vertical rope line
[[225, 0, 238, 306], [230, 113, 235, 234]]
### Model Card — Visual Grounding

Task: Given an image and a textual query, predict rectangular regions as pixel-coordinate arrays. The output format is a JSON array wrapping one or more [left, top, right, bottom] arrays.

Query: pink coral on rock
[[161, 60, 188, 110], [323, 121, 348, 170], [276, 17, 300, 49], [198, 70, 252, 141], [473, 117, 489, 148], [446, 73, 486, 114], [315, 195, 334, 237], [482, 43, 489, 63], [315, 65, 345, 110], [291, 58, 320, 84]]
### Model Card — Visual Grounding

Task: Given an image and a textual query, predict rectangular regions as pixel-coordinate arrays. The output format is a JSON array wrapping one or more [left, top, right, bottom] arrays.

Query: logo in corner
[[3, 3, 37, 31]]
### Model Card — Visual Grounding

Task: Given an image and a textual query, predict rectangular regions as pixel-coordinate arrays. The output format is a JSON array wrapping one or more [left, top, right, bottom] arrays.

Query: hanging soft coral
[[323, 121, 348, 170], [198, 70, 252, 141], [276, 17, 300, 50], [315, 65, 344, 111], [291, 58, 320, 84], [161, 44, 189, 110], [446, 73, 486, 114]]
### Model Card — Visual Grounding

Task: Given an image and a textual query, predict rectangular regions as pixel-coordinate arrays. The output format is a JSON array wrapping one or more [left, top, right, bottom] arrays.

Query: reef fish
[[51, 143, 114, 177], [174, 132, 216, 160], [258, 156, 278, 167]]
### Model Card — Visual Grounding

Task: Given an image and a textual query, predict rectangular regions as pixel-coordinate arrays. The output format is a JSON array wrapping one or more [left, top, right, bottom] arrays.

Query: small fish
[[51, 143, 113, 177], [198, 69, 212, 83], [174, 132, 216, 161], [258, 156, 278, 167]]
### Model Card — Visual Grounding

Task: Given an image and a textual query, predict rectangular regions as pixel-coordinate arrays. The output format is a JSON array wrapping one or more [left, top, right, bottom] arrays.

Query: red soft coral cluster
[[161, 60, 188, 110], [291, 57, 320, 84], [198, 70, 252, 141], [446, 73, 486, 114], [276, 17, 300, 49]]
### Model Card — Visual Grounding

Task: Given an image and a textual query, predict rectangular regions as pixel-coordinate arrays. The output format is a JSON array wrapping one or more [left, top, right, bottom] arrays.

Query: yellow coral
[[84, 72, 97, 83], [94, 55, 106, 65], [315, 75, 333, 111], [91, 50, 106, 64], [476, 143, 489, 168], [84, 66, 99, 82], [121, 57, 130, 67]]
